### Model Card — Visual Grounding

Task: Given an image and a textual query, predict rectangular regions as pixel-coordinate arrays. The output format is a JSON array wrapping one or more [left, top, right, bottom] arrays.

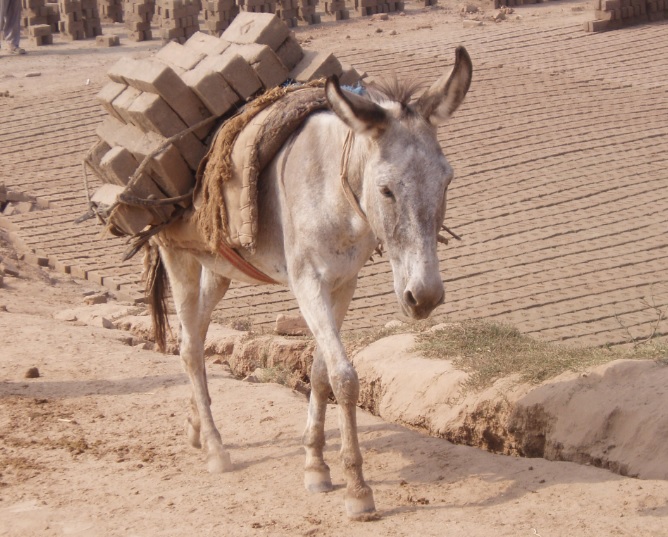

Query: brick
[[155, 41, 207, 72], [126, 92, 207, 170], [85, 139, 112, 178], [200, 52, 262, 100], [90, 184, 154, 235], [181, 63, 240, 116], [289, 50, 342, 82], [275, 33, 303, 70], [97, 81, 127, 120], [107, 57, 211, 139], [184, 31, 230, 55], [339, 64, 363, 87], [111, 86, 143, 125], [229, 43, 289, 89], [96, 34, 120, 46], [28, 23, 52, 36], [222, 12, 290, 51]]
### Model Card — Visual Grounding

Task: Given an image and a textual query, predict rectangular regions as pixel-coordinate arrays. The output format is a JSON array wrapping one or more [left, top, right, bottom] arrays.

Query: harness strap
[[218, 241, 278, 284], [340, 130, 369, 224]]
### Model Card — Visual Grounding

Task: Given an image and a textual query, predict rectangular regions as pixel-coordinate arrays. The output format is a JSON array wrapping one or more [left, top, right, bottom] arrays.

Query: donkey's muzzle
[[402, 286, 445, 320]]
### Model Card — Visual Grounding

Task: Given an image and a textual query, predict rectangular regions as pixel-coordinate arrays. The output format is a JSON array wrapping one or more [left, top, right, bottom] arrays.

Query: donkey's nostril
[[404, 289, 418, 307]]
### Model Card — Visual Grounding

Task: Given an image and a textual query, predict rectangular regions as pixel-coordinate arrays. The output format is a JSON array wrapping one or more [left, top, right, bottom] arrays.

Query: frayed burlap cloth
[[194, 81, 328, 254]]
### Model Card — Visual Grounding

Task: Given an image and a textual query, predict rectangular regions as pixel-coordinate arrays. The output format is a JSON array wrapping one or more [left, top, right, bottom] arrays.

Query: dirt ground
[[2, 1, 668, 535]]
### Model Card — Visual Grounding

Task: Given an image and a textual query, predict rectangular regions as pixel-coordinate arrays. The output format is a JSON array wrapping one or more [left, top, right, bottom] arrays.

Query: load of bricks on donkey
[[82, 12, 364, 254]]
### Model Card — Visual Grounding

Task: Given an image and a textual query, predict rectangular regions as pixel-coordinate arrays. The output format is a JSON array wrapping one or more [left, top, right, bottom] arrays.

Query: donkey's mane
[[367, 76, 424, 107]]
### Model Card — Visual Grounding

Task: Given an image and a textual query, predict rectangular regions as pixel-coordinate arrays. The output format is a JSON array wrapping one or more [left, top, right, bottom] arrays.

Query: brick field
[[1, 6, 667, 347]]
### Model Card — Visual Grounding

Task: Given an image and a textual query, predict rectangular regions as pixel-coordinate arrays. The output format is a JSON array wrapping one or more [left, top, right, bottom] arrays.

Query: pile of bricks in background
[[297, 0, 320, 23], [323, 0, 349, 19], [28, 23, 54, 44], [203, 0, 239, 35], [98, 0, 123, 22], [492, 0, 538, 7], [46, 0, 60, 29], [57, 0, 101, 39], [353, 0, 405, 16], [88, 13, 361, 236], [584, 0, 667, 31], [155, 0, 201, 43], [125, 0, 154, 40], [238, 0, 276, 14], [21, 0, 48, 26], [276, 0, 299, 26]]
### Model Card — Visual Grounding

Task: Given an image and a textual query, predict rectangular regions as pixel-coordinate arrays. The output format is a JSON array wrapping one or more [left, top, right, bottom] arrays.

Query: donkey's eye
[[380, 186, 395, 200]]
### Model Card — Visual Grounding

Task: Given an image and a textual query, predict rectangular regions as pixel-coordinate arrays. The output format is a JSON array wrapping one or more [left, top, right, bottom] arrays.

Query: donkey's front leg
[[159, 248, 232, 473], [294, 278, 375, 519]]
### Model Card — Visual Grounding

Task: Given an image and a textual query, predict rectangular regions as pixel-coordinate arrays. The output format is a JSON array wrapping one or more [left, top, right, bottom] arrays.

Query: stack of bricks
[[493, 0, 538, 7], [58, 0, 85, 39], [98, 0, 123, 22], [155, 0, 201, 44], [354, 0, 404, 16], [297, 0, 320, 23], [324, 0, 349, 19], [124, 0, 154, 41], [89, 13, 359, 235], [21, 0, 48, 27], [238, 0, 277, 14], [81, 0, 102, 37], [584, 0, 667, 31], [202, 0, 238, 35], [46, 1, 60, 31], [28, 23, 54, 45], [276, 0, 299, 26]]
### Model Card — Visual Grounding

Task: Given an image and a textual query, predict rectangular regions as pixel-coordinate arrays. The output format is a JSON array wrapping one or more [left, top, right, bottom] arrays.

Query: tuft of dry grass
[[413, 320, 668, 392]]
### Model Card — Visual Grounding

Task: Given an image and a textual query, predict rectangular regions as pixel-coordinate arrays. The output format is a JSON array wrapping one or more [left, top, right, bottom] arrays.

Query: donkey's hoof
[[304, 469, 333, 493], [207, 451, 233, 474], [345, 491, 377, 521]]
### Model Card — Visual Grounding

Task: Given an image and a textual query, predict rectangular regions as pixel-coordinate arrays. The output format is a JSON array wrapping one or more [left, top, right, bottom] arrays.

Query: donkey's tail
[[144, 244, 170, 353]]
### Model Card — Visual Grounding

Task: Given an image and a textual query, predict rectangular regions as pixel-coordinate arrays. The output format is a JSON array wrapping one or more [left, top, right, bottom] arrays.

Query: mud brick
[[156, 41, 206, 72], [222, 12, 290, 52], [90, 184, 154, 235], [289, 50, 342, 82], [595, 8, 617, 19], [85, 139, 112, 179], [96, 34, 120, 46], [96, 115, 128, 147], [181, 63, 240, 116], [275, 33, 302, 70], [127, 92, 207, 170], [107, 58, 211, 138], [200, 51, 263, 100], [184, 31, 230, 55], [99, 148, 172, 221], [228, 43, 288, 89], [339, 64, 362, 86], [28, 23, 52, 36], [111, 86, 142, 124], [31, 34, 54, 45]]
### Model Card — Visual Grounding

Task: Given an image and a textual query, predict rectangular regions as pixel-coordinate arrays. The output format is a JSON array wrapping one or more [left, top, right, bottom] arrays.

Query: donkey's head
[[326, 47, 472, 320]]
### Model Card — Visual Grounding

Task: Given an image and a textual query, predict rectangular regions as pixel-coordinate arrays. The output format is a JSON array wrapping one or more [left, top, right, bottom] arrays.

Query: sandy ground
[[2, 233, 668, 536]]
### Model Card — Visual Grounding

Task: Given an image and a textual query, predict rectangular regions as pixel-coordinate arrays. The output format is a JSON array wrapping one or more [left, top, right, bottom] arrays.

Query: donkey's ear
[[326, 75, 388, 136], [416, 46, 472, 126]]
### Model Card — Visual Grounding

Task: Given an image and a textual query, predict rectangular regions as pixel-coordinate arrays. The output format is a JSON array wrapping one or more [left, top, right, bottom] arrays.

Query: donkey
[[148, 47, 472, 519]]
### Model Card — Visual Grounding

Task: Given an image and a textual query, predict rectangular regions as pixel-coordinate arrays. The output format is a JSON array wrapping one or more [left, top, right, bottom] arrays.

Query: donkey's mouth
[[399, 289, 445, 320]]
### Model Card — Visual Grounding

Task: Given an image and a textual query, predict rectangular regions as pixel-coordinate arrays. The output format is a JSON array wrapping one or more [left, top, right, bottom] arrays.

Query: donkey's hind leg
[[159, 247, 232, 473]]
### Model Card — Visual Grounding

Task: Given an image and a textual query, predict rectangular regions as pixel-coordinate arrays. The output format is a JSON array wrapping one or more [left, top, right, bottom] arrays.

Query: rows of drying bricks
[[89, 13, 361, 237], [2, 17, 668, 347]]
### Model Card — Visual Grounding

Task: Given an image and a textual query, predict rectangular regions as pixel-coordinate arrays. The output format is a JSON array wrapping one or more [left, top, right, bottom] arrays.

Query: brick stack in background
[[58, 0, 85, 39], [45, 0, 60, 31], [353, 0, 404, 16], [98, 0, 123, 22], [238, 0, 277, 14], [297, 0, 320, 23], [21, 0, 48, 27], [88, 13, 360, 236], [324, 0, 349, 19], [584, 0, 666, 31], [124, 0, 154, 41], [155, 0, 201, 44], [276, 0, 298, 26], [28, 23, 53, 44], [203, 0, 238, 35], [81, 0, 103, 37]]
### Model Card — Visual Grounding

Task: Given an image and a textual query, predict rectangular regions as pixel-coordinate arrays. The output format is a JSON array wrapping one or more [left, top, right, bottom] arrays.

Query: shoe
[[8, 46, 26, 55]]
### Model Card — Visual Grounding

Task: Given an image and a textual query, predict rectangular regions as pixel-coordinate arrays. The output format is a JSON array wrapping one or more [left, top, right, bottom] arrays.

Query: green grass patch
[[413, 319, 668, 392]]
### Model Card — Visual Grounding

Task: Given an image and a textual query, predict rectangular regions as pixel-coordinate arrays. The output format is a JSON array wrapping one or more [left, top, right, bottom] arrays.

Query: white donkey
[[148, 47, 472, 520]]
